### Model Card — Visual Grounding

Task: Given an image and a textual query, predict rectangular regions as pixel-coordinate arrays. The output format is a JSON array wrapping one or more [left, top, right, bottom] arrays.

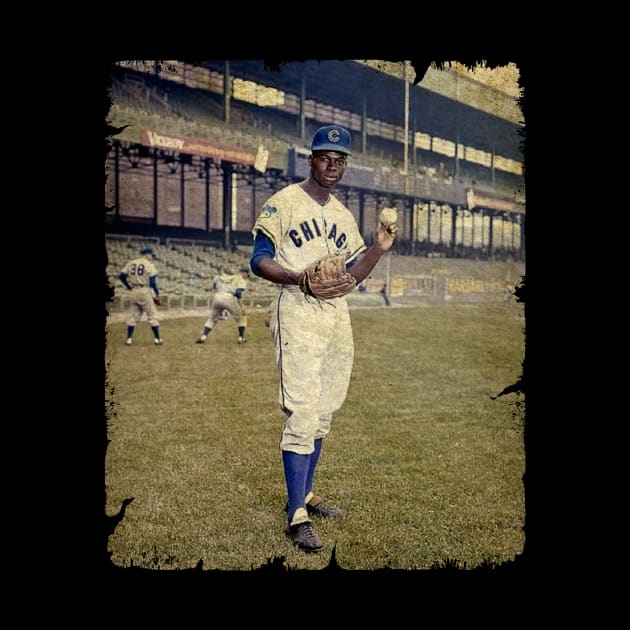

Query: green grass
[[104, 302, 525, 571]]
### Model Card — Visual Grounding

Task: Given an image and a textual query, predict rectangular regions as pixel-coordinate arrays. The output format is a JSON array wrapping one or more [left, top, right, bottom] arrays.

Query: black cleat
[[286, 521, 323, 553], [195, 339, 205, 344], [306, 500, 347, 519]]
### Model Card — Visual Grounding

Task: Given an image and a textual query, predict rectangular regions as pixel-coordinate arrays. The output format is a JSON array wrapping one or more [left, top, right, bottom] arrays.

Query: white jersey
[[213, 272, 247, 296], [120, 255, 158, 289], [252, 182, 364, 454], [251, 183, 366, 272]]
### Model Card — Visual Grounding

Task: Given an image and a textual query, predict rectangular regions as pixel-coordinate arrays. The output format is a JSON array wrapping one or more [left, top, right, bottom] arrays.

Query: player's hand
[[373, 207, 398, 253], [153, 296, 161, 306], [374, 221, 397, 253]]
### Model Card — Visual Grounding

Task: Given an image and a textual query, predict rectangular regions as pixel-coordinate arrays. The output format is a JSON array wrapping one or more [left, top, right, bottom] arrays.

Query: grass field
[[104, 301, 525, 572]]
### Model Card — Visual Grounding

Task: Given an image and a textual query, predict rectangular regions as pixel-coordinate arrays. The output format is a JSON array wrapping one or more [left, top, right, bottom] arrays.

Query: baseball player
[[195, 266, 249, 344], [250, 125, 397, 552], [119, 247, 163, 346]]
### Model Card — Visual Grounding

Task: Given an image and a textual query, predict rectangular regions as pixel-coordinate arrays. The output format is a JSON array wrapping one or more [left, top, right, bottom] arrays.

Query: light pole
[[403, 60, 410, 175]]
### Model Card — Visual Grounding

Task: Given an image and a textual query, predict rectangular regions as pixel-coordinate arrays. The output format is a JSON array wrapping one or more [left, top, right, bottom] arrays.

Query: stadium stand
[[105, 234, 523, 314], [104, 60, 525, 314]]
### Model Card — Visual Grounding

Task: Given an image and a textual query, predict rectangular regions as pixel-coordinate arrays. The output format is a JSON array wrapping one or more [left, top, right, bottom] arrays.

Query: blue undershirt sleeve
[[149, 276, 159, 294], [250, 232, 276, 277], [119, 272, 132, 290]]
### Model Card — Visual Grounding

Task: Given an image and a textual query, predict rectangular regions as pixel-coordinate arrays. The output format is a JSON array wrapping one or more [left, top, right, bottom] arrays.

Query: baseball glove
[[297, 252, 357, 301]]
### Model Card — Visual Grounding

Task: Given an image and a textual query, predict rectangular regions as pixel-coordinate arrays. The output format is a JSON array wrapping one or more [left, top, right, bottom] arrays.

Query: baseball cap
[[141, 247, 154, 255], [311, 125, 352, 156]]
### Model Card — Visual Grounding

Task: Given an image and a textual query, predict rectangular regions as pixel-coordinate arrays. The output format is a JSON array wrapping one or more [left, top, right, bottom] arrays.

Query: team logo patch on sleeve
[[260, 205, 278, 219]]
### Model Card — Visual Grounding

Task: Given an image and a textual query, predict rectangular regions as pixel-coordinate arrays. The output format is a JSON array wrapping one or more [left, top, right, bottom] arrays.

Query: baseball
[[379, 207, 398, 227]]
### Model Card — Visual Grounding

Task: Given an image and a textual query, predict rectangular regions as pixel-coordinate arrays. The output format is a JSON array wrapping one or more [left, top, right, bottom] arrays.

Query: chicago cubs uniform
[[195, 267, 249, 344], [119, 247, 162, 346], [250, 125, 395, 552], [252, 183, 366, 451]]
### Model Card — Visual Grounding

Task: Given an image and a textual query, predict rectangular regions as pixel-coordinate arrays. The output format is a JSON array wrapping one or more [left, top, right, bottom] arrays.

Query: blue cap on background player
[[311, 125, 352, 156], [141, 247, 154, 255]]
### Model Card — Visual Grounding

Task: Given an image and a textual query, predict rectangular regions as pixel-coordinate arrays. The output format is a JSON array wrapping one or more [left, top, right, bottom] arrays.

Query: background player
[[118, 247, 163, 346], [250, 125, 396, 552], [195, 266, 250, 344]]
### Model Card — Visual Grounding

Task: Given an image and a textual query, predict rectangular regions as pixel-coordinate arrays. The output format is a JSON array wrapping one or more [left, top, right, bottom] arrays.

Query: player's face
[[309, 151, 348, 188]]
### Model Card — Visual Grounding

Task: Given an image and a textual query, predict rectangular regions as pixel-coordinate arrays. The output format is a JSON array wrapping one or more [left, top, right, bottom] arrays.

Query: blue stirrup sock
[[126, 325, 135, 339], [282, 450, 310, 523], [304, 438, 323, 500]]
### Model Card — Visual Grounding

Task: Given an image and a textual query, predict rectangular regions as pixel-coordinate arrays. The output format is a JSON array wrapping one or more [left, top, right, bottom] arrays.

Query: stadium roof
[[195, 59, 523, 161]]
